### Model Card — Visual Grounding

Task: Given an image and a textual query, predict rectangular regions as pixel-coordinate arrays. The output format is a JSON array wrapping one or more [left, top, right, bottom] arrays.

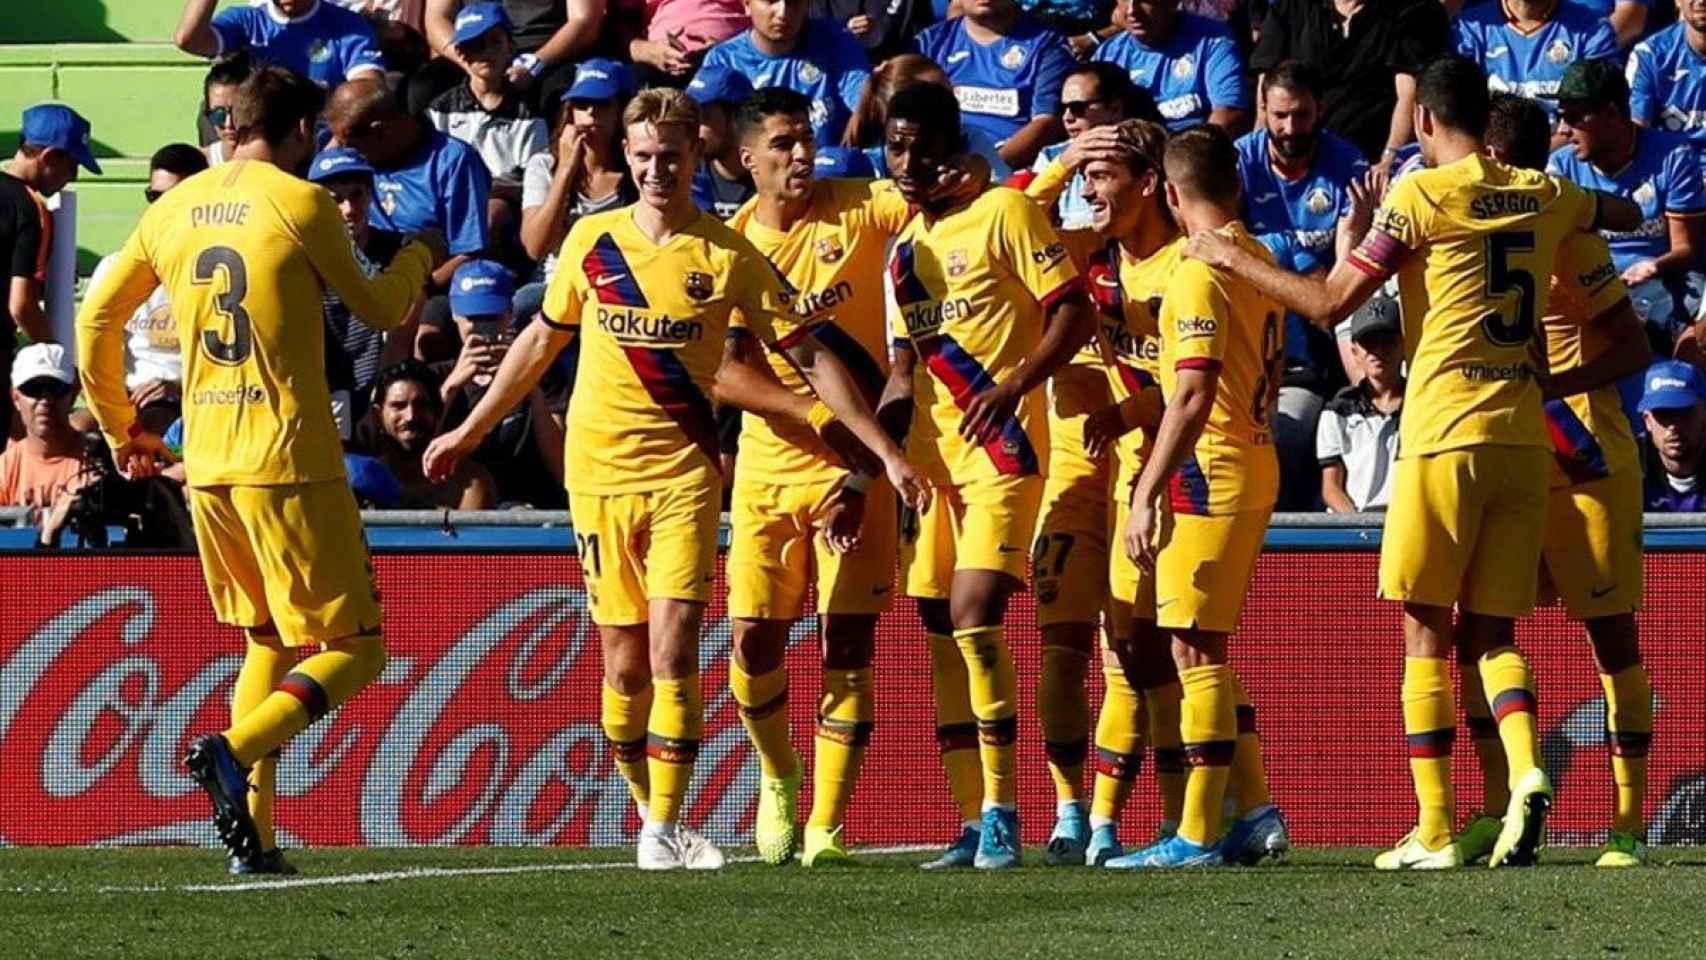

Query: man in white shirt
[[1317, 293, 1403, 512]]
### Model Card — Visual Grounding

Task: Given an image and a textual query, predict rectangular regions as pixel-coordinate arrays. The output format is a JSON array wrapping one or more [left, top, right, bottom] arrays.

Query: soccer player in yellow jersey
[[718, 87, 920, 867], [1475, 94, 1655, 869], [1112, 126, 1285, 869], [1025, 119, 1188, 866], [1185, 56, 1639, 869], [425, 88, 925, 871], [74, 67, 445, 874], [876, 84, 1096, 870]]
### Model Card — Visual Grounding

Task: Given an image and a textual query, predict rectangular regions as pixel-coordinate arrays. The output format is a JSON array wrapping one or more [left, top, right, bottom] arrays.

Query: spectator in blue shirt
[[841, 52, 1015, 178], [687, 63, 758, 219], [1629, 5, 1706, 185], [1548, 60, 1706, 345], [1563, 0, 1651, 51], [327, 77, 493, 293], [913, 0, 1077, 168], [1091, 0, 1249, 134], [1453, 0, 1618, 134], [1236, 61, 1366, 373], [1030, 62, 1152, 228], [174, 0, 385, 89], [695, 1, 872, 147], [1638, 360, 1706, 511]]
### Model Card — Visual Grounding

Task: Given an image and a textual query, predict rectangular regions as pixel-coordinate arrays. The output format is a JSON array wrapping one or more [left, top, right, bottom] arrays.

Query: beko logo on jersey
[[1175, 316, 1218, 338], [596, 308, 705, 344], [793, 280, 854, 319], [1469, 193, 1540, 219], [1031, 242, 1067, 266], [1578, 260, 1616, 289], [192, 384, 265, 406], [902, 297, 974, 336]]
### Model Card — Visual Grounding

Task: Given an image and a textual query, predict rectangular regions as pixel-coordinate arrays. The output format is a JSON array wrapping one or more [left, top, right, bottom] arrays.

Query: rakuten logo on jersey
[[595, 308, 706, 346], [900, 298, 973, 338]]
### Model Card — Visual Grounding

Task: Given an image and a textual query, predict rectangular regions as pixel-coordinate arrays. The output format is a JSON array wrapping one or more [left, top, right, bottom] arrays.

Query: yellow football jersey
[[888, 186, 1081, 484], [1157, 222, 1283, 515], [1348, 153, 1598, 457], [1050, 229, 1120, 488], [1109, 233, 1181, 470], [1543, 230, 1639, 488], [75, 159, 432, 487], [543, 206, 791, 495], [725, 178, 911, 485]]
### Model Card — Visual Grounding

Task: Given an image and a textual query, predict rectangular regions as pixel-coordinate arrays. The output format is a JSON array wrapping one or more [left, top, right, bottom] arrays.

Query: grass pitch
[[6, 845, 1706, 958]]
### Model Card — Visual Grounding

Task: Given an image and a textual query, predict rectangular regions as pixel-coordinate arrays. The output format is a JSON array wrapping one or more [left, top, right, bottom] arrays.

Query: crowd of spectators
[[7, 0, 1706, 530]]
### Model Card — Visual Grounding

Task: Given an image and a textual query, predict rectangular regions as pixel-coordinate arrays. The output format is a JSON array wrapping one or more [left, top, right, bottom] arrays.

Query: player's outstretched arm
[[424, 319, 571, 481], [75, 230, 170, 470], [1188, 233, 1386, 331], [1547, 300, 1653, 400], [786, 332, 930, 511], [961, 289, 1095, 444], [1123, 366, 1217, 569], [304, 189, 447, 331]]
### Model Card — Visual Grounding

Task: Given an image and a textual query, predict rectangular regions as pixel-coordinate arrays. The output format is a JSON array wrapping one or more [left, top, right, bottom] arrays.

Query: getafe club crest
[[1173, 55, 1195, 79], [946, 250, 969, 277], [1305, 187, 1333, 215], [1633, 181, 1656, 207], [1547, 40, 1571, 64], [816, 236, 845, 263], [685, 271, 714, 301], [800, 62, 822, 83], [309, 39, 333, 64], [1001, 45, 1025, 70]]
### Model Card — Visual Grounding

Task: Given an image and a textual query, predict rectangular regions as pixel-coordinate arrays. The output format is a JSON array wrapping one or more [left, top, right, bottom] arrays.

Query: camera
[[59, 431, 193, 549]]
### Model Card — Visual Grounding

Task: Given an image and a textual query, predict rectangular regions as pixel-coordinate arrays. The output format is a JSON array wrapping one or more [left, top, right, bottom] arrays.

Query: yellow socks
[[955, 626, 1019, 809], [1145, 679, 1185, 826], [1601, 665, 1652, 836], [1479, 646, 1540, 783], [1091, 663, 1145, 825], [1458, 650, 1509, 812], [1230, 674, 1271, 816], [928, 631, 983, 822], [231, 634, 290, 852], [809, 668, 873, 829], [1039, 642, 1091, 805], [730, 661, 796, 779], [601, 682, 653, 809], [1177, 664, 1235, 846], [225, 635, 385, 766], [1403, 656, 1456, 849], [647, 675, 702, 825]]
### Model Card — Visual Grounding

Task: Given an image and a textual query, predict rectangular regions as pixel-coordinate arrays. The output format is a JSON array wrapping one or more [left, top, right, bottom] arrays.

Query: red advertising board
[[2, 551, 1703, 848]]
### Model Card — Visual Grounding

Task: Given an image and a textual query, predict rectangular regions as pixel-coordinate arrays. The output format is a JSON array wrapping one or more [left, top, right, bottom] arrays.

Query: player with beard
[[76, 65, 446, 874]]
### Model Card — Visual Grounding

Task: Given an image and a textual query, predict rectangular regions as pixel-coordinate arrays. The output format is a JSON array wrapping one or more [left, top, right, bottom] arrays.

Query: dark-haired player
[[76, 65, 446, 874], [1186, 55, 1627, 869], [878, 82, 1095, 869]]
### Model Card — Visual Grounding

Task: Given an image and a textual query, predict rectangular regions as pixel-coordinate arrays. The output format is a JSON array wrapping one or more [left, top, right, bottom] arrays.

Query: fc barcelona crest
[[946, 250, 969, 277], [816, 236, 845, 263], [685, 271, 714, 301]]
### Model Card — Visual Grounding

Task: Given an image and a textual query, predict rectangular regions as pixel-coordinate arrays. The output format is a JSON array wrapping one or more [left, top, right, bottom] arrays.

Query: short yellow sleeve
[[541, 228, 586, 331], [861, 179, 913, 236], [1553, 175, 1598, 233], [993, 189, 1079, 305], [730, 247, 795, 343], [1555, 230, 1627, 322], [1168, 260, 1229, 369], [1349, 175, 1429, 278]]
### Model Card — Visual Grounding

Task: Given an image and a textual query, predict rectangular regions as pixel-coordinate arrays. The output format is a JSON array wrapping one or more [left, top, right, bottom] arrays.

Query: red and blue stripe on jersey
[[1543, 398, 1611, 485]]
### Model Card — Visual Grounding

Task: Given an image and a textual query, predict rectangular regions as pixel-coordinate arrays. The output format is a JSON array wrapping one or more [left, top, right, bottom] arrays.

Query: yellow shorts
[[569, 477, 722, 626], [1155, 507, 1270, 635], [727, 473, 898, 619], [1379, 446, 1549, 619], [901, 473, 1044, 599], [188, 481, 381, 647], [1541, 468, 1644, 621], [1108, 460, 1157, 619], [1033, 477, 1110, 627]]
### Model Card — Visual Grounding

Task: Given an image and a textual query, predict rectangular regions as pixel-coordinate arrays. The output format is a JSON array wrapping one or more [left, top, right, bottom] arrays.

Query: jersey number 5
[[194, 246, 253, 365], [1481, 231, 1536, 347]]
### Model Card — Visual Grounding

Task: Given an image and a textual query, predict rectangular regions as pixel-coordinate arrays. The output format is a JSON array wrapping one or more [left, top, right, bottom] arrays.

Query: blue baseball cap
[[449, 259, 515, 316], [307, 145, 374, 183], [21, 103, 100, 175], [1638, 360, 1706, 413], [814, 146, 875, 179], [687, 63, 753, 108], [452, 2, 511, 47], [344, 453, 402, 509], [563, 58, 636, 103]]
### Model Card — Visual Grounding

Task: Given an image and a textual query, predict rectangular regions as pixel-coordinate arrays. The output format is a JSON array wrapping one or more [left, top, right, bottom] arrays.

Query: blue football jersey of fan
[[1453, 2, 1618, 122], [1630, 23, 1706, 182], [696, 19, 872, 146], [1547, 128, 1706, 273], [1565, 0, 1646, 19], [912, 15, 1076, 148], [368, 129, 491, 256], [211, 0, 385, 89], [1091, 16, 1247, 131]]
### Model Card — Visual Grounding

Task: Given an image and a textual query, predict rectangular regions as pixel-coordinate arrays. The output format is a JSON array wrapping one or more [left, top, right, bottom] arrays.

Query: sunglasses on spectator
[[1558, 105, 1597, 126], [206, 105, 234, 128], [1060, 98, 1107, 117], [17, 379, 73, 401]]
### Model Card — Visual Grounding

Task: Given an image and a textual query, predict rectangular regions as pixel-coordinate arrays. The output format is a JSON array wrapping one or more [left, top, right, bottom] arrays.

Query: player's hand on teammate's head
[[422, 428, 476, 482], [408, 228, 450, 267], [115, 430, 176, 481], [1059, 124, 1130, 173], [928, 154, 991, 208]]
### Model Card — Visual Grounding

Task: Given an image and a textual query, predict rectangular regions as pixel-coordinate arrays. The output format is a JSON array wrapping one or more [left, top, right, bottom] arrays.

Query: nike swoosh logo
[[594, 273, 626, 287], [947, 51, 971, 64], [1156, 598, 1176, 608], [1590, 584, 1618, 598], [1094, 275, 1121, 288]]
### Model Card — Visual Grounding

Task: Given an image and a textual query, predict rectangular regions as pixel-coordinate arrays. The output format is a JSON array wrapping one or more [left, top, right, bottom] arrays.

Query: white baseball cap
[[11, 342, 76, 388]]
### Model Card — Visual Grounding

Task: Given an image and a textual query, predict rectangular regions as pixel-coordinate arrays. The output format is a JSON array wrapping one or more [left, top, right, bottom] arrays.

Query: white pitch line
[[90, 844, 940, 894]]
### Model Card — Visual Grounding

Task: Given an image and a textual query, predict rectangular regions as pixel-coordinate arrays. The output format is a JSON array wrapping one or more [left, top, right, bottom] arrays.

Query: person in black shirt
[[1249, 0, 1449, 168]]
